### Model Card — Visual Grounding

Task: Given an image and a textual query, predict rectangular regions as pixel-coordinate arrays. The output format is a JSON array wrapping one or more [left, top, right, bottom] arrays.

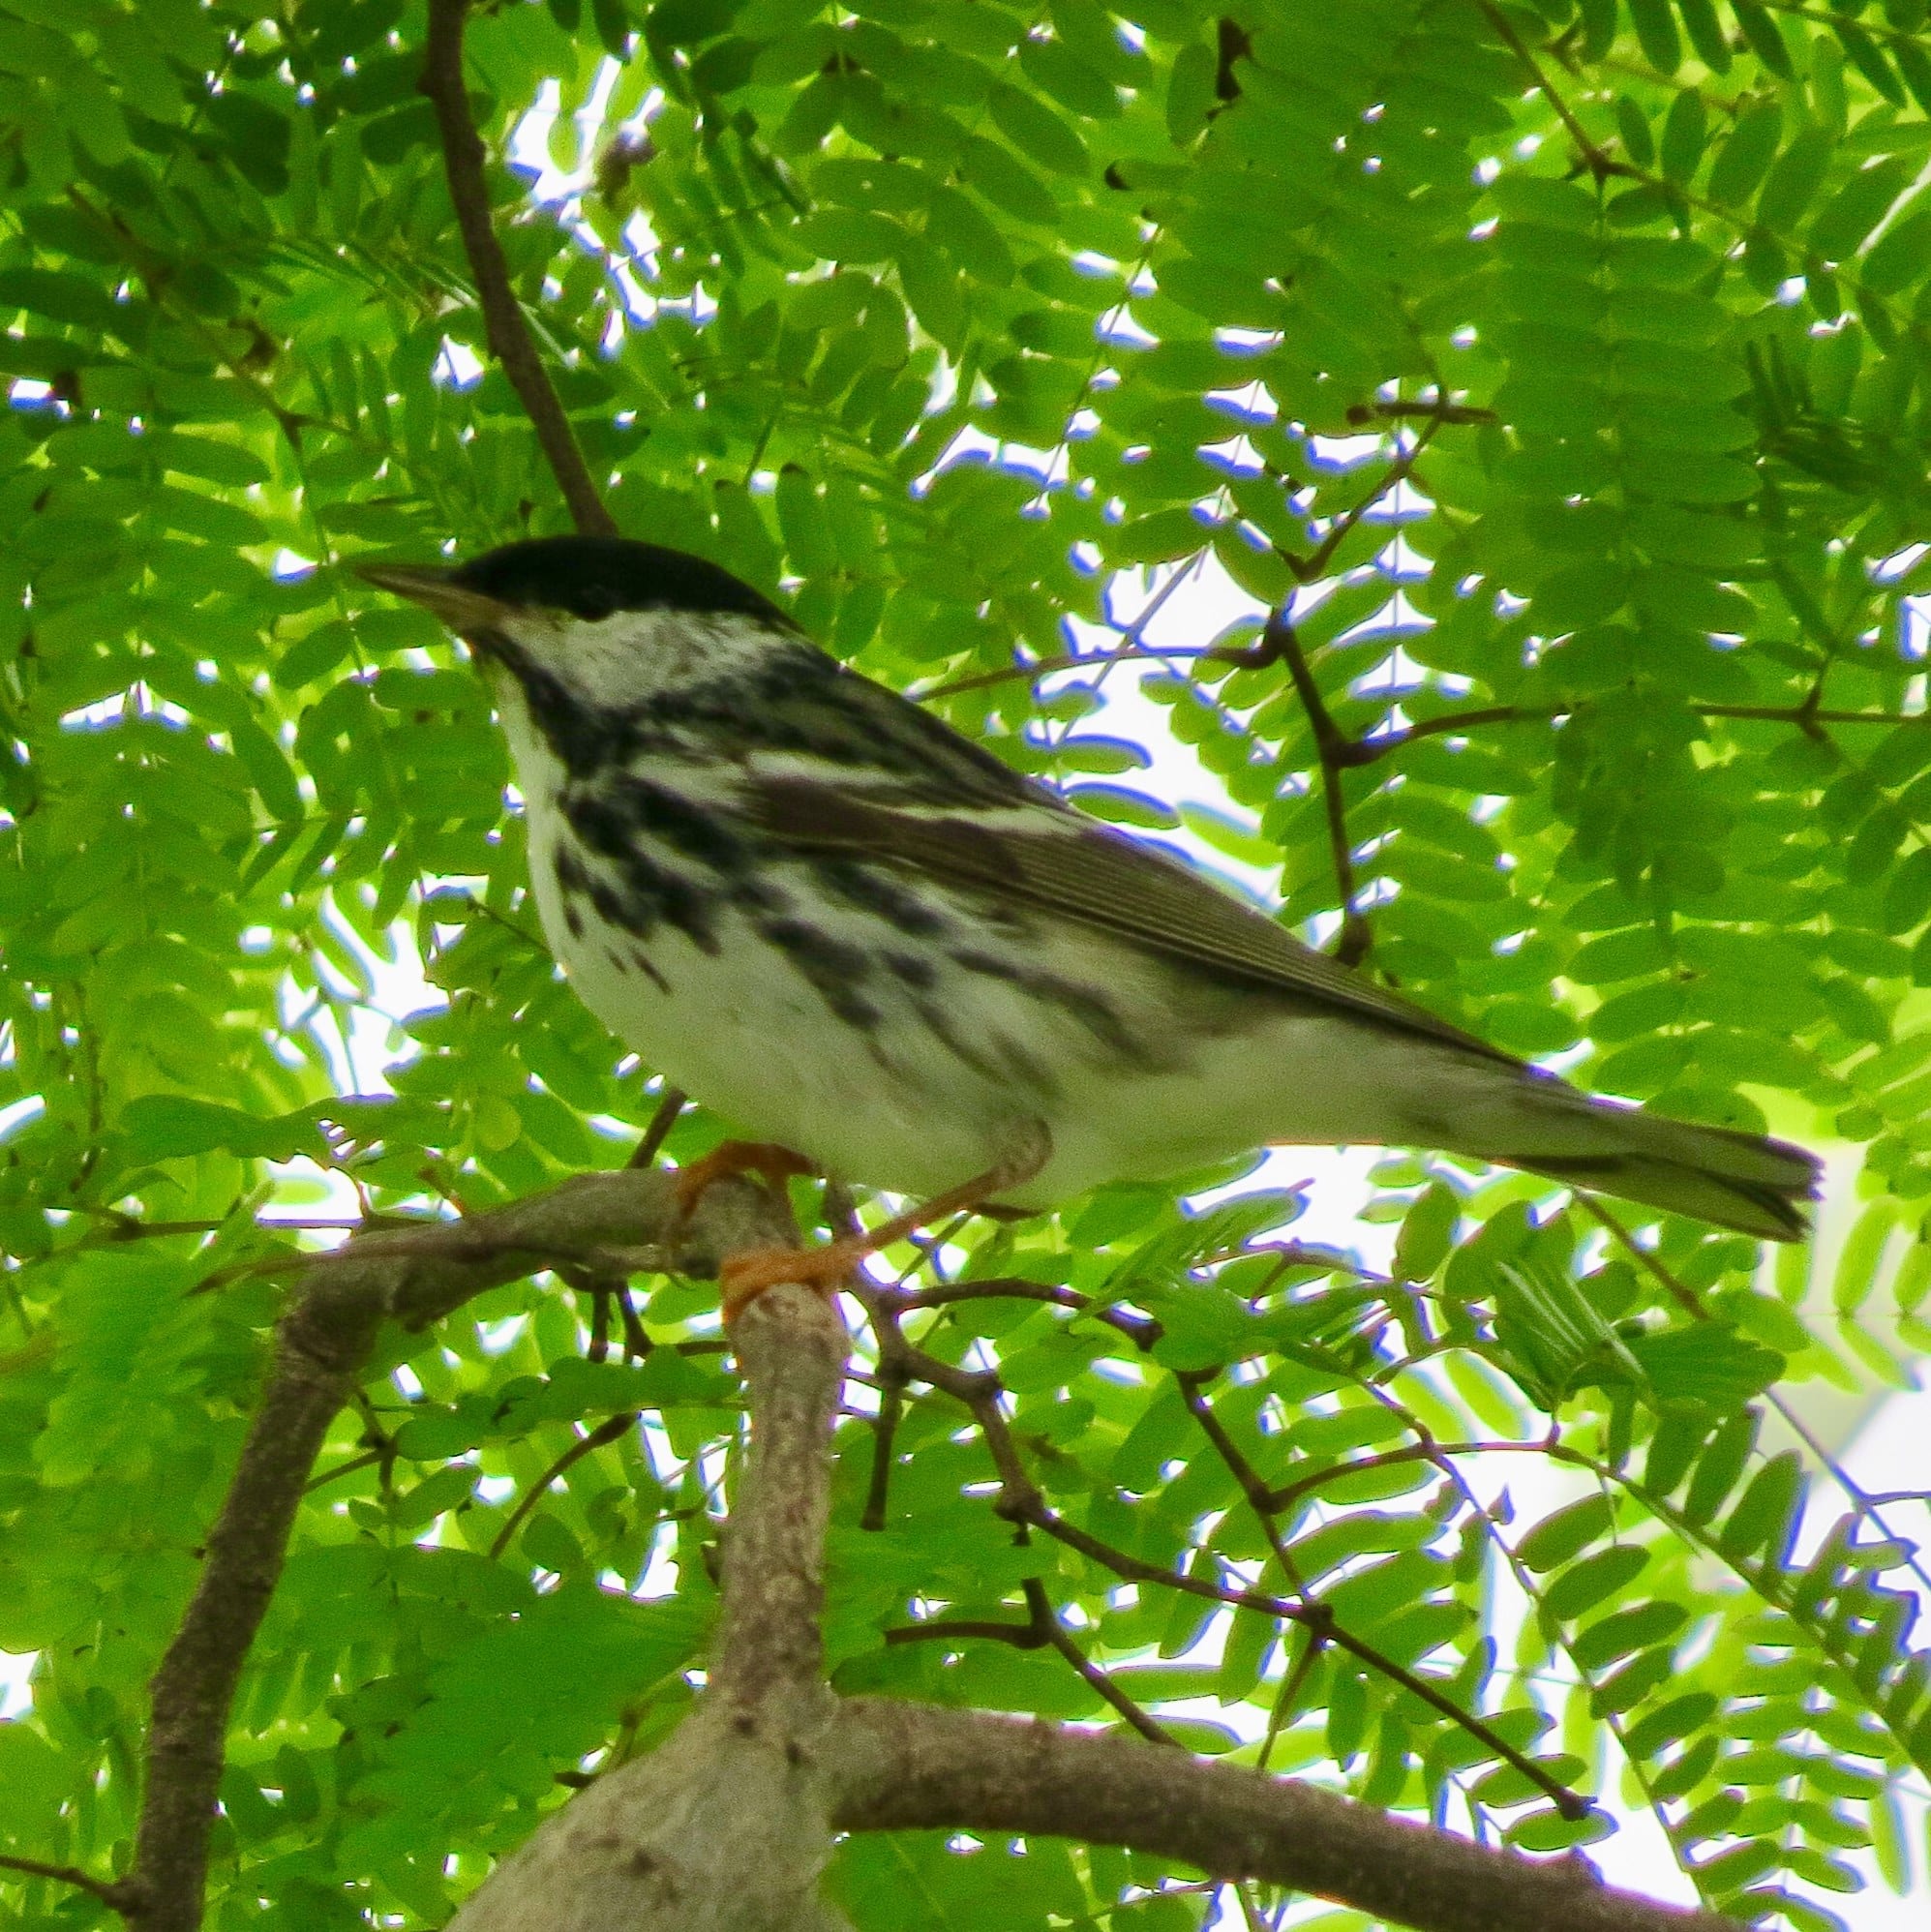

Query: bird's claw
[[672, 1140, 816, 1219], [719, 1239, 862, 1322], [719, 1126, 1052, 1323]]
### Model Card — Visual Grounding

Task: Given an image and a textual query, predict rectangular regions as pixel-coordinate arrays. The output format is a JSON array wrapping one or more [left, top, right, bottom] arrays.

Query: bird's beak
[[355, 562, 518, 635]]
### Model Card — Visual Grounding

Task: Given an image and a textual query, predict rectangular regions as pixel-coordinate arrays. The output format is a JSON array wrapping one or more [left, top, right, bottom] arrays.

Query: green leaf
[[275, 620, 358, 691], [1862, 204, 1931, 292], [1716, 1447, 1804, 1562], [1018, 38, 1120, 119], [987, 82, 1088, 178], [1675, 0, 1731, 72], [1734, 2, 1794, 75], [1627, 0, 1681, 73], [1543, 1543, 1650, 1620], [1659, 89, 1705, 185], [1683, 1407, 1759, 1524], [1394, 1181, 1460, 1283], [1518, 1494, 1615, 1574], [1757, 128, 1835, 232], [1623, 1326, 1785, 1410], [118, 1097, 328, 1163], [1165, 42, 1216, 148], [1707, 102, 1784, 206]]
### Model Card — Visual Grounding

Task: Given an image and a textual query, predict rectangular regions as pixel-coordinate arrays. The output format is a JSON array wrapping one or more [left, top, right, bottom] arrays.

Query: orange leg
[[718, 1127, 1052, 1323], [672, 1140, 817, 1219]]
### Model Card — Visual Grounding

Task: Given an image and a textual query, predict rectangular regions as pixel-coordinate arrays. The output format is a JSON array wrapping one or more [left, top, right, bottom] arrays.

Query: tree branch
[[709, 1281, 847, 1710], [880, 1274, 1162, 1352], [445, 1276, 854, 1932], [1342, 698, 1925, 768], [1261, 611, 1372, 964], [1008, 1491, 1584, 1817], [833, 1703, 1737, 1932], [107, 1158, 1744, 1932], [420, 0, 619, 537], [488, 1410, 640, 1560], [120, 1168, 780, 1932], [0, 1852, 133, 1908]]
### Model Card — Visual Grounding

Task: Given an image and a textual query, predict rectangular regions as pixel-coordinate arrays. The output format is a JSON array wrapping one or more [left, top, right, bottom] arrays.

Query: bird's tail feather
[[1479, 1091, 1819, 1243]]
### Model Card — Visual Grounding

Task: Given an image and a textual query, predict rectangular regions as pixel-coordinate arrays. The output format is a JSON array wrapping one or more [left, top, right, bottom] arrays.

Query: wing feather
[[743, 773, 1517, 1066]]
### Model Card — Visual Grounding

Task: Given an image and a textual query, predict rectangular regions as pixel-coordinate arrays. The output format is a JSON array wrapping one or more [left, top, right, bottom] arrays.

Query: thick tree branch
[[107, 1160, 1747, 1932], [445, 1279, 853, 1932], [709, 1282, 847, 1709], [420, 0, 619, 537], [833, 1703, 1737, 1932]]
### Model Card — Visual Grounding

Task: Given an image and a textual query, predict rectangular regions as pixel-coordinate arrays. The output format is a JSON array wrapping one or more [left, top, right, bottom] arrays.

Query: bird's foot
[[719, 1236, 867, 1319], [719, 1124, 1051, 1324], [672, 1140, 817, 1219]]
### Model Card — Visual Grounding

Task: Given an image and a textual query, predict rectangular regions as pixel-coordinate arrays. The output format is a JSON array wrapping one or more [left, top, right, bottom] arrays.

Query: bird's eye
[[575, 587, 618, 621]]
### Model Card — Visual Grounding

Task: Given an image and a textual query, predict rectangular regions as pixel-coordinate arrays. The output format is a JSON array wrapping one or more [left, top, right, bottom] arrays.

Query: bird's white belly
[[524, 807, 1034, 1192]]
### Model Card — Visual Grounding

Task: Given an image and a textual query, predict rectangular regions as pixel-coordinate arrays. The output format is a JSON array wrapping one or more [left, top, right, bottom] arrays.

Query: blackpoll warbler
[[362, 536, 1818, 1267]]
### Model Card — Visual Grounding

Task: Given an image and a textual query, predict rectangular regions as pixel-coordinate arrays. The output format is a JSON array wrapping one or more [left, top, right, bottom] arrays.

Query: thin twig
[[919, 555, 1204, 701], [1021, 1578, 1178, 1746], [0, 1852, 132, 1907], [629, 1087, 687, 1169], [1344, 700, 1922, 768], [1175, 1369, 1312, 1601], [1286, 419, 1439, 587], [1012, 1495, 1586, 1818], [1265, 612, 1371, 964], [869, 1283, 1587, 1819], [419, 0, 618, 537], [887, 1585, 1176, 1746], [1478, 0, 1617, 173], [489, 1412, 639, 1561], [860, 1374, 904, 1532], [1585, 1208, 1931, 1600], [1255, 1621, 1330, 1774], [887, 1616, 1048, 1649], [304, 1446, 388, 1494], [884, 1276, 1162, 1351], [1263, 1438, 1594, 1514]]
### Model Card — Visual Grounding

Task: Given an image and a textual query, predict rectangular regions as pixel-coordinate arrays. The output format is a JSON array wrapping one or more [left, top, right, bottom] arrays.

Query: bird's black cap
[[451, 535, 790, 627]]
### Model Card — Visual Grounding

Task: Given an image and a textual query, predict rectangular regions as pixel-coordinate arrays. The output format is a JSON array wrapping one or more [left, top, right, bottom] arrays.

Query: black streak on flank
[[599, 773, 748, 872], [554, 848, 590, 939], [883, 950, 938, 991], [811, 857, 948, 936], [950, 947, 1139, 1061], [759, 918, 881, 1029], [560, 797, 722, 954]]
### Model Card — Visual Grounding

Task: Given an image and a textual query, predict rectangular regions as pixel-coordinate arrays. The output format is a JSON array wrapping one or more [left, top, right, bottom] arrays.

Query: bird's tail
[[1470, 1083, 1820, 1242]]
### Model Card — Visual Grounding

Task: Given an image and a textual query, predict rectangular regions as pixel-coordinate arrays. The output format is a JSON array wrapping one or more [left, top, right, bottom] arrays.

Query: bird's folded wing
[[743, 774, 1516, 1066]]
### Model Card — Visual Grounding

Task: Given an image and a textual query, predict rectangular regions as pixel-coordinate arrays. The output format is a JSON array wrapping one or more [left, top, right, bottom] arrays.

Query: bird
[[360, 534, 1818, 1303]]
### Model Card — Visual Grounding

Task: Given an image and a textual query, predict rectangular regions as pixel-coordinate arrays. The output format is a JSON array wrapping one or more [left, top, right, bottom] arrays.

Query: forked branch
[[118, 1169, 791, 1932]]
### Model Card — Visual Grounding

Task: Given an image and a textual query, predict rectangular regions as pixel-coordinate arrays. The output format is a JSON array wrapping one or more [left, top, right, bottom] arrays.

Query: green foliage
[[2, 2, 1931, 1927]]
